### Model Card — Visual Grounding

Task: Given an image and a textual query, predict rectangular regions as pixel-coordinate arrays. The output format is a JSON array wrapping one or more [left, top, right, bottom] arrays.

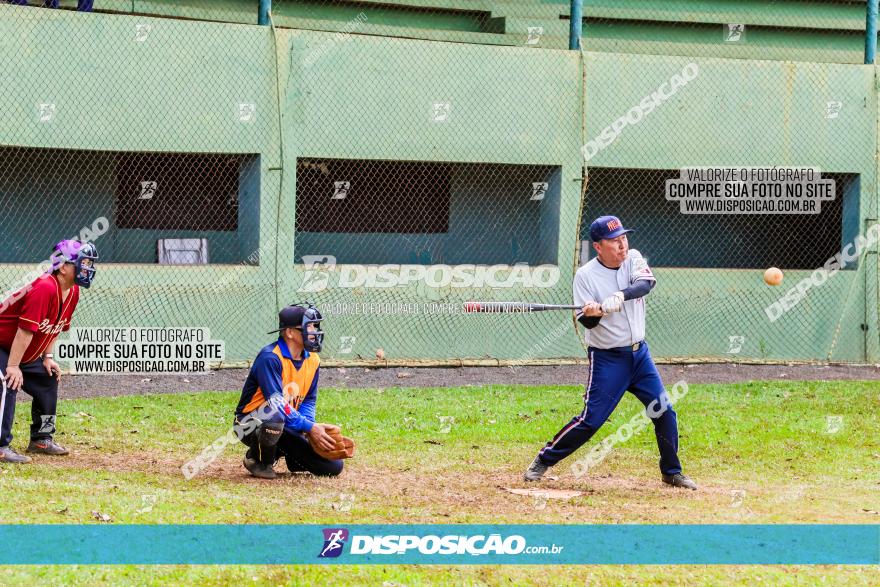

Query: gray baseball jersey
[[573, 249, 655, 349]]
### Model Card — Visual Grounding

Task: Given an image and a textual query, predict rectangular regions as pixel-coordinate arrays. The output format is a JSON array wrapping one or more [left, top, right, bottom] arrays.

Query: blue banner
[[0, 525, 876, 565]]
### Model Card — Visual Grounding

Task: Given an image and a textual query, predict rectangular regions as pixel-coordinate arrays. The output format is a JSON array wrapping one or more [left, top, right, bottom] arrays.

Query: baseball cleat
[[27, 439, 70, 455], [523, 455, 550, 482], [244, 454, 277, 479], [0, 446, 33, 464], [662, 473, 697, 490]]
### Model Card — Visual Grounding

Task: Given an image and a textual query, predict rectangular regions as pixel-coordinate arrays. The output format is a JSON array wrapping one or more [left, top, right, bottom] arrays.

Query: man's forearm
[[622, 279, 655, 301], [8, 328, 34, 366], [284, 411, 314, 433], [267, 393, 314, 433]]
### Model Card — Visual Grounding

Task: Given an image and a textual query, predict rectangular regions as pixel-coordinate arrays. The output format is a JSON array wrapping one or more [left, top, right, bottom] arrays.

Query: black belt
[[590, 341, 644, 353]]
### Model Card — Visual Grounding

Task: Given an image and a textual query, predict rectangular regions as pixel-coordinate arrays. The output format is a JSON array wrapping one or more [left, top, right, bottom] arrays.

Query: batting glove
[[601, 291, 624, 314]]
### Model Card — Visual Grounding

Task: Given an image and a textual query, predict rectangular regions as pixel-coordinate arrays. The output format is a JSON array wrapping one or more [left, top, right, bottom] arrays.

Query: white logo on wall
[[38, 103, 56, 122], [530, 182, 548, 201], [725, 24, 745, 42], [526, 26, 544, 45], [134, 23, 152, 42], [727, 335, 744, 354], [339, 336, 356, 354], [825, 101, 842, 119], [139, 181, 157, 200], [238, 103, 256, 122], [332, 181, 350, 200], [432, 102, 451, 122], [298, 255, 337, 293]]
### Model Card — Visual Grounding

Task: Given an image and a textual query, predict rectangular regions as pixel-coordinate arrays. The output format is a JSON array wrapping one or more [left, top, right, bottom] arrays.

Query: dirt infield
[[51, 362, 880, 400]]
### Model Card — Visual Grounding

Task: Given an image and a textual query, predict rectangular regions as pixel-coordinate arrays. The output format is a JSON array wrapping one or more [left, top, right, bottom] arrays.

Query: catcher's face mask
[[52, 240, 99, 288], [301, 305, 324, 352], [270, 303, 325, 353]]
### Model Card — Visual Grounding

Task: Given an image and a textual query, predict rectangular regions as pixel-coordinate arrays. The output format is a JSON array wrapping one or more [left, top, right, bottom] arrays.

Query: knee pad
[[251, 420, 283, 466], [257, 421, 284, 448]]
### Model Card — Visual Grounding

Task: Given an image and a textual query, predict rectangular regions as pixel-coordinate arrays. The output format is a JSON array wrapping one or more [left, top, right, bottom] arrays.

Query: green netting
[[1, 1, 878, 364]]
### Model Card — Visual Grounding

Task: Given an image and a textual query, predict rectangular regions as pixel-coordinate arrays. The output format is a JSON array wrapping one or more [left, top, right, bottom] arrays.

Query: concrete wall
[[44, 0, 879, 61]]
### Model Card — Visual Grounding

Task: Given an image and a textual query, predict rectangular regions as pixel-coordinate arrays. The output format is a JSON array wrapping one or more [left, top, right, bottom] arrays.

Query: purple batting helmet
[[51, 240, 99, 288]]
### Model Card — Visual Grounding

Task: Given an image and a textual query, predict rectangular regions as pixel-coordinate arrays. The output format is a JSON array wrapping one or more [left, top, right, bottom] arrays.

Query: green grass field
[[0, 379, 878, 585]]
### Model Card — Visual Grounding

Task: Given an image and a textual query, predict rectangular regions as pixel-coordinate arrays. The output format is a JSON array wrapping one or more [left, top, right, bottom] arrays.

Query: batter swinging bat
[[463, 301, 581, 313]]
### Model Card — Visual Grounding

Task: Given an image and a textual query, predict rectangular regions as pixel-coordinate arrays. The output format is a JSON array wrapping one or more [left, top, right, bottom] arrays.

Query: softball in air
[[764, 267, 783, 286]]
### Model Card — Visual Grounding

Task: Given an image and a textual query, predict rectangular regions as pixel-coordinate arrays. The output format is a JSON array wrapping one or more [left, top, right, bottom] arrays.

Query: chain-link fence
[[1, 1, 878, 365]]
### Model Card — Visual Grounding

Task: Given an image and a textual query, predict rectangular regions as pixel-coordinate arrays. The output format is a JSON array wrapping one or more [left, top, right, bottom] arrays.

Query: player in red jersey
[[0, 240, 98, 464]]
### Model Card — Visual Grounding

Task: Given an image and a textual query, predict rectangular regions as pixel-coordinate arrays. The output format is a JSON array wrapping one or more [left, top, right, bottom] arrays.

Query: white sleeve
[[628, 249, 656, 284], [573, 270, 595, 318]]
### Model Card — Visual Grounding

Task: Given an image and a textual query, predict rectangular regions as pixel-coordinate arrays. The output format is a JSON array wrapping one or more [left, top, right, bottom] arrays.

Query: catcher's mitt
[[312, 425, 356, 460]]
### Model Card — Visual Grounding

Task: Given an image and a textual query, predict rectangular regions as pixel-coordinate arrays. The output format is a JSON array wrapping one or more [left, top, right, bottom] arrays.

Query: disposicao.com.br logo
[[318, 529, 563, 558], [298, 255, 560, 293], [318, 528, 349, 558]]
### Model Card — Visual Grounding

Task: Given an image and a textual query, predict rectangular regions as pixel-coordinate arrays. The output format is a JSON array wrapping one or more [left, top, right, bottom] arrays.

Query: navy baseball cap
[[267, 305, 306, 334], [589, 215, 634, 242]]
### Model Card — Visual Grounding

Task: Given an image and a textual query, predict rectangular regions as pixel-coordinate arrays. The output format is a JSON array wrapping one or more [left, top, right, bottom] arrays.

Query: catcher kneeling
[[233, 303, 354, 480]]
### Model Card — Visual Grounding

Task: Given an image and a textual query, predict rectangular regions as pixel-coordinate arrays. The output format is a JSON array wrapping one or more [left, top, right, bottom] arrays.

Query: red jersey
[[0, 274, 80, 364]]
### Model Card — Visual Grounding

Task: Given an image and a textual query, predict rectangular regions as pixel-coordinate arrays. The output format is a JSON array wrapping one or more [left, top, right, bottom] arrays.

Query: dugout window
[[0, 147, 260, 265], [113, 152, 260, 264], [579, 168, 857, 270], [294, 158, 560, 266], [115, 153, 242, 231]]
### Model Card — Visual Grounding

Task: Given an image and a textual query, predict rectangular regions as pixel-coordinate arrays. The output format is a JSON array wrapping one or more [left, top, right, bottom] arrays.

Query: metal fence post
[[570, 0, 583, 50], [866, 0, 878, 63], [259, 0, 271, 26]]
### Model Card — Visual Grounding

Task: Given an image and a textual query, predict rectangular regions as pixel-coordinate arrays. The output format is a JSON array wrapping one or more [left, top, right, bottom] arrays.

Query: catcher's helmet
[[52, 240, 99, 288], [267, 302, 324, 352]]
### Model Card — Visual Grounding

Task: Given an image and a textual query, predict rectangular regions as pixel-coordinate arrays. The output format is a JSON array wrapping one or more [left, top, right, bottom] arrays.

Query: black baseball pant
[[234, 415, 343, 477], [0, 347, 59, 448]]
